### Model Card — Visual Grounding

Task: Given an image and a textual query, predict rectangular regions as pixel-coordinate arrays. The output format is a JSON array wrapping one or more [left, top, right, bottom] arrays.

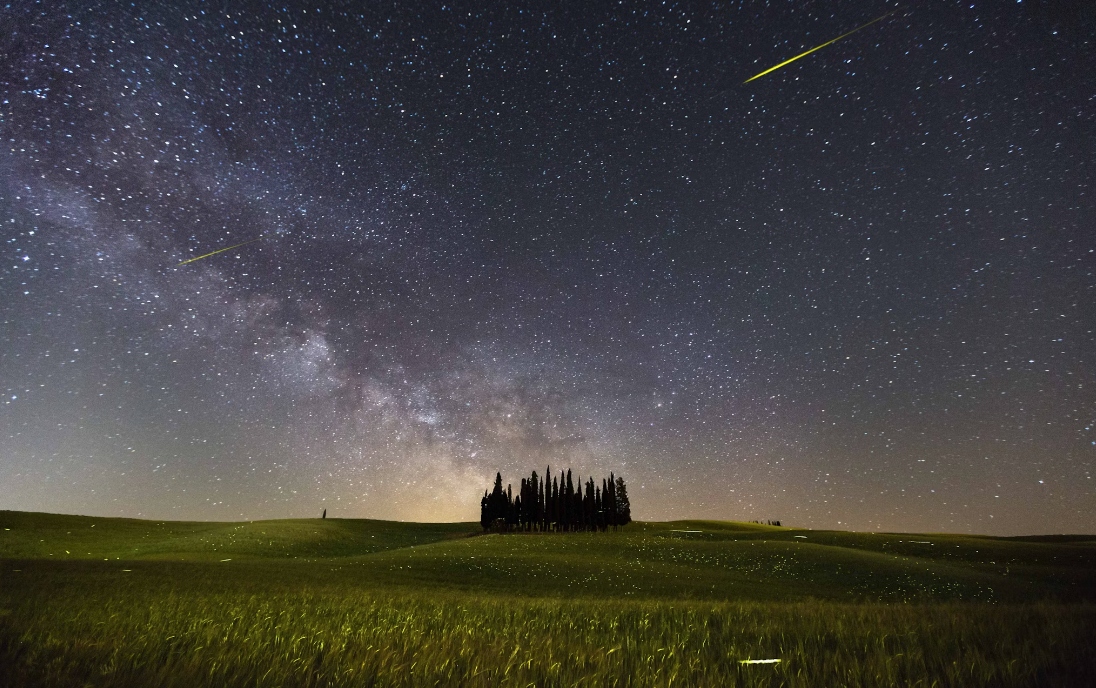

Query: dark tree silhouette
[[614, 475, 631, 525], [478, 469, 632, 533], [564, 470, 574, 530], [584, 477, 596, 528], [480, 472, 510, 531], [595, 485, 604, 530], [551, 475, 559, 530]]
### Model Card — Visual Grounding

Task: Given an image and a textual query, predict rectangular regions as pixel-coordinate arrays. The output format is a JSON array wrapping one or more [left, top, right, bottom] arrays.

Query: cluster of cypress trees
[[480, 467, 631, 532]]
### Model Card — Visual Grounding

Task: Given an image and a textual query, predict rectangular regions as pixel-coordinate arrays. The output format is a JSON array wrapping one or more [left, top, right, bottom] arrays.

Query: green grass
[[0, 510, 472, 560], [1, 511, 1094, 686]]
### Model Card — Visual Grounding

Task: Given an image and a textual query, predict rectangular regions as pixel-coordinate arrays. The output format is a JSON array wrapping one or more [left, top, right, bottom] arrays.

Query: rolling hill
[[1, 510, 1093, 686]]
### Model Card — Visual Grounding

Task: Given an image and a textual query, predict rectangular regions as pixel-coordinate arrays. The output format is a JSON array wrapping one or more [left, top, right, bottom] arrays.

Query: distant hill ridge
[[1, 507, 1093, 606]]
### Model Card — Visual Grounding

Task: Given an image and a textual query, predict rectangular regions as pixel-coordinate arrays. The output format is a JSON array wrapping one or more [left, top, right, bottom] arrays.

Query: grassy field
[[1, 511, 1093, 686]]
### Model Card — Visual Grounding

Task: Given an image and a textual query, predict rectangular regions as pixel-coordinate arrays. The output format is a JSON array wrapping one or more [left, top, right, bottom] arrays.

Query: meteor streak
[[177, 237, 264, 266], [744, 10, 897, 84]]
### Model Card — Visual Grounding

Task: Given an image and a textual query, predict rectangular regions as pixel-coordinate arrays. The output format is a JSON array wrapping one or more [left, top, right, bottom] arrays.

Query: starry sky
[[2, 0, 1093, 534]]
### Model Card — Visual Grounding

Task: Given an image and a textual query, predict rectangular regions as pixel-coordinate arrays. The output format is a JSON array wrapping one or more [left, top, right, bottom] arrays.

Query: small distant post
[[322, 508, 326, 519]]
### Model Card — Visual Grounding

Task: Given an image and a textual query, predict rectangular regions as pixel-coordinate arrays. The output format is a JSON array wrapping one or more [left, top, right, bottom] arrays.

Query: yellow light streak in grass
[[744, 10, 898, 83], [740, 658, 782, 664], [177, 237, 264, 266]]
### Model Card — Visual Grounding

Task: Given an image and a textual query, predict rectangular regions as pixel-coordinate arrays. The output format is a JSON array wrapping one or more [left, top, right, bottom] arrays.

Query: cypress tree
[[576, 479, 584, 530], [574, 475, 582, 530], [595, 486, 604, 530], [522, 474, 529, 531], [607, 473, 618, 527], [545, 476, 552, 530], [614, 475, 631, 525], [488, 472, 506, 528], [531, 473, 538, 530], [604, 477, 613, 525], [506, 484, 515, 528], [585, 477, 596, 530], [559, 471, 566, 530], [551, 476, 559, 531], [578, 482, 585, 531], [529, 477, 536, 529], [578, 477, 587, 532], [480, 490, 490, 530], [519, 478, 528, 529], [528, 472, 538, 530], [536, 472, 544, 531], [565, 469, 574, 530]]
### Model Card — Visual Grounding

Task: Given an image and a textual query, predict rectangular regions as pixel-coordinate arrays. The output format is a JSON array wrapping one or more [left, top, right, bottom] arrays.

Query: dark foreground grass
[[1, 511, 1094, 686], [1, 585, 1092, 687]]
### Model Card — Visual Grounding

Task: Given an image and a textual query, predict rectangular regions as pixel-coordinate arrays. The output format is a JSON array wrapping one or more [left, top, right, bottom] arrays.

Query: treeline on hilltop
[[480, 468, 631, 532]]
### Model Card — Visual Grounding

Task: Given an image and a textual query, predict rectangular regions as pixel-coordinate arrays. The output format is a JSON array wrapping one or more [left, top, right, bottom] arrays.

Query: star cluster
[[1, 0, 1092, 533]]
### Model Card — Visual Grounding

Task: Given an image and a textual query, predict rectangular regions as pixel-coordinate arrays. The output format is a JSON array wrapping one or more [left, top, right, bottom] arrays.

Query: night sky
[[2, 1, 1093, 534]]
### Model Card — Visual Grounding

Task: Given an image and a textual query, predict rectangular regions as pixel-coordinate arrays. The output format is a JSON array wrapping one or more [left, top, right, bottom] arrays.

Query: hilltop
[[2, 510, 1092, 603]]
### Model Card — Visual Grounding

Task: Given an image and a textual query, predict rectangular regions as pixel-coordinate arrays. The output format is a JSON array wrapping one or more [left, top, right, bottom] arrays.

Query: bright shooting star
[[744, 10, 898, 84], [177, 237, 264, 266]]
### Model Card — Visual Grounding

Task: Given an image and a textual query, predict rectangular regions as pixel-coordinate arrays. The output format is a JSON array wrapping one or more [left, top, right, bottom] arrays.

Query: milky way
[[2, 1, 1093, 533]]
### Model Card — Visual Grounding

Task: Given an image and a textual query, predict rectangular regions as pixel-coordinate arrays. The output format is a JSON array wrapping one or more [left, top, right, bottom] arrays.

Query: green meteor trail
[[744, 10, 897, 84], [177, 237, 264, 266]]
